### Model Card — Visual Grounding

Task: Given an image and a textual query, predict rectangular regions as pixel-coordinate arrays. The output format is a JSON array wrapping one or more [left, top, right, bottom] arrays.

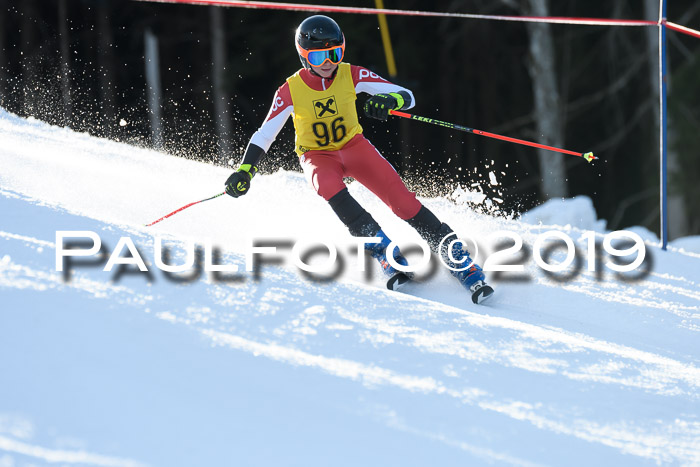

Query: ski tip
[[387, 272, 412, 291], [471, 284, 495, 304], [582, 152, 596, 163]]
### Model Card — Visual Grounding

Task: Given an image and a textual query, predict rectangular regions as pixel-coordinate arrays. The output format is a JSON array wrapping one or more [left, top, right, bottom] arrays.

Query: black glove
[[225, 164, 257, 198], [364, 92, 405, 121]]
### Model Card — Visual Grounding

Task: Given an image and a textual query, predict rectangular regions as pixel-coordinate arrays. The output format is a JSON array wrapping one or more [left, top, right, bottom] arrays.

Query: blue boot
[[365, 230, 412, 290], [442, 238, 494, 304]]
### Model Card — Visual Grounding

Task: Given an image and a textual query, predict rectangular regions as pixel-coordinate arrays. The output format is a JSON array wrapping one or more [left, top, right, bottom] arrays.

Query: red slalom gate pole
[[145, 192, 226, 227], [389, 110, 596, 162], [665, 21, 700, 40]]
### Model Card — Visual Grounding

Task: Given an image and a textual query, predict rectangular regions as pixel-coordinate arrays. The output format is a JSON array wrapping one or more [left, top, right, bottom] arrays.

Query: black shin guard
[[328, 188, 380, 237], [406, 205, 456, 252]]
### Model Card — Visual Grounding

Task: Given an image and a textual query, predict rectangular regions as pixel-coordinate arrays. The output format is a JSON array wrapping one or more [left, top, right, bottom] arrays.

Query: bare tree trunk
[[210, 6, 232, 163], [645, 0, 688, 238], [57, 0, 72, 126], [644, 0, 661, 127], [21, 1, 38, 117], [97, 0, 116, 137], [0, 3, 6, 107], [144, 28, 163, 149], [525, 0, 567, 200]]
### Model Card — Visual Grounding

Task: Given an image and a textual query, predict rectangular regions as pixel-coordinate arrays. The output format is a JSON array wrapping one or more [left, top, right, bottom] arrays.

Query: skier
[[224, 15, 493, 304]]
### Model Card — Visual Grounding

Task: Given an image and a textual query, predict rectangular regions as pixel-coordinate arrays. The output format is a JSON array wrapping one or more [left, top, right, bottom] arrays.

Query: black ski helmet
[[295, 15, 345, 70]]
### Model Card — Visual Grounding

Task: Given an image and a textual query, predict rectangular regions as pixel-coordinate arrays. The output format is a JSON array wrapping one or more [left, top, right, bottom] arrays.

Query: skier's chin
[[315, 65, 337, 78]]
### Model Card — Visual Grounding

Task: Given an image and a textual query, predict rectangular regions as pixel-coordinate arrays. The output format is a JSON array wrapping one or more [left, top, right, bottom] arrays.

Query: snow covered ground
[[1, 108, 699, 466]]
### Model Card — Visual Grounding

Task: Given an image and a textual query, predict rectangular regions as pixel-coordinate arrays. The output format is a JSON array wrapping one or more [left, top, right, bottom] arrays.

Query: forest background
[[1, 0, 698, 238]]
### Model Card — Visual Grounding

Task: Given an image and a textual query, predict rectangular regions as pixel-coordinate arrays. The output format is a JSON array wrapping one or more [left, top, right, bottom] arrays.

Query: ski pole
[[389, 109, 596, 162], [145, 192, 226, 227]]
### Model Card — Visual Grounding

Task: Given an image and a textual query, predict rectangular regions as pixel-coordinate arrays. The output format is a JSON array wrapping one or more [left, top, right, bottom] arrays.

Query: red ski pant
[[300, 134, 421, 220]]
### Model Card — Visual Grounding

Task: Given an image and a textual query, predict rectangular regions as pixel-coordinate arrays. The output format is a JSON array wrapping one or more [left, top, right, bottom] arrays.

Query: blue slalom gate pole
[[659, 0, 668, 250]]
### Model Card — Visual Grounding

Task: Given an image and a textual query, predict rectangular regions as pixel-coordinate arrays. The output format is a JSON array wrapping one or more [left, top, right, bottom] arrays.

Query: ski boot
[[441, 238, 494, 304], [365, 230, 413, 291]]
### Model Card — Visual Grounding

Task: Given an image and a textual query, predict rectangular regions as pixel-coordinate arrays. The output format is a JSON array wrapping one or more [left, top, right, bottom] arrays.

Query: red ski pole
[[145, 192, 226, 227], [389, 109, 596, 162]]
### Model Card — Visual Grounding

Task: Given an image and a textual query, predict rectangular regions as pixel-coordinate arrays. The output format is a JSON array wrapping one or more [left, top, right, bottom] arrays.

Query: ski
[[387, 271, 412, 291], [386, 271, 494, 305], [470, 281, 495, 304]]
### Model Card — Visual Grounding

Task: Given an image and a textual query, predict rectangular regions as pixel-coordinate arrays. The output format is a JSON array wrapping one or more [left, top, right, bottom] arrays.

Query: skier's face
[[314, 61, 338, 78]]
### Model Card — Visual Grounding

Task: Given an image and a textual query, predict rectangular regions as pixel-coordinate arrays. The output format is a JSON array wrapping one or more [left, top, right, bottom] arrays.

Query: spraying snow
[[1, 108, 699, 466]]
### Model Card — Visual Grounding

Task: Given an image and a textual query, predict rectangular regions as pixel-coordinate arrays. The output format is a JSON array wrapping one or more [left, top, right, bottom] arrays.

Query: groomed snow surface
[[1, 108, 699, 466]]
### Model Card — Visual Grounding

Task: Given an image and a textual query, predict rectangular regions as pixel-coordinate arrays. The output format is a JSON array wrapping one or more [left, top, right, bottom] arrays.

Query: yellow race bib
[[287, 62, 363, 155]]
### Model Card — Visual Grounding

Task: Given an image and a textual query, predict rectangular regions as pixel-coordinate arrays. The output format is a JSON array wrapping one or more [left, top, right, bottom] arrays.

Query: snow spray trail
[[2, 109, 700, 465]]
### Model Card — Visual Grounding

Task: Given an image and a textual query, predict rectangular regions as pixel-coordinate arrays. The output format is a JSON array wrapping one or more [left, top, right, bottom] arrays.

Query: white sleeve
[[249, 106, 293, 153]]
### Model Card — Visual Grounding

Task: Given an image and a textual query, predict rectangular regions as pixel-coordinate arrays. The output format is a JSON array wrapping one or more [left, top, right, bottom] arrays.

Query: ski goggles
[[296, 43, 345, 67]]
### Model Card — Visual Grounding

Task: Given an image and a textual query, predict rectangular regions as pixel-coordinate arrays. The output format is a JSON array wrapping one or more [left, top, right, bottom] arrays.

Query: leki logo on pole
[[313, 96, 338, 118]]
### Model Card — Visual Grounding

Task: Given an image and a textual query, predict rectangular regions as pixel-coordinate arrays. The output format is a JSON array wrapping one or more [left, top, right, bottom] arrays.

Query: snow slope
[[1, 108, 699, 466]]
